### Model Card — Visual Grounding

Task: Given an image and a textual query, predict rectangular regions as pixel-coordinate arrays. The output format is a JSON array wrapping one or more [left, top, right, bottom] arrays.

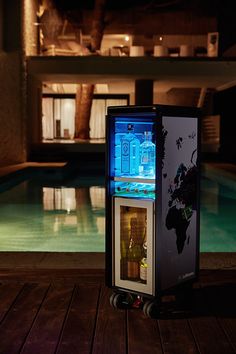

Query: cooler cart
[[105, 105, 200, 317]]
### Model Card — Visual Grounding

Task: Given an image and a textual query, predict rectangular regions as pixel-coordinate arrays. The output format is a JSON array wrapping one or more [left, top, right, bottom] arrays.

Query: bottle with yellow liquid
[[140, 241, 147, 283], [140, 219, 147, 283], [127, 217, 142, 280]]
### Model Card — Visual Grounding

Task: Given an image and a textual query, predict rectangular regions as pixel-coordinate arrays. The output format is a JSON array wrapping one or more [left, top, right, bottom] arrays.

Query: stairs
[[201, 114, 220, 152]]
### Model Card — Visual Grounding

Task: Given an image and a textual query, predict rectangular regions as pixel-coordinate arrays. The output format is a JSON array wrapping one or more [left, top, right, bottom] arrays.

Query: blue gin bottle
[[140, 131, 156, 177], [121, 124, 140, 176]]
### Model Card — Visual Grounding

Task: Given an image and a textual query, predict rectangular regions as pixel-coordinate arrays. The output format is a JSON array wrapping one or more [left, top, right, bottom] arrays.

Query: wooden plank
[[0, 268, 105, 283], [92, 285, 126, 354], [199, 270, 236, 286], [189, 284, 235, 354], [0, 282, 23, 323], [20, 283, 74, 354], [189, 316, 235, 354], [219, 318, 236, 351], [203, 282, 236, 352], [128, 309, 163, 354], [158, 318, 198, 354], [57, 283, 101, 354], [0, 270, 234, 354], [0, 283, 49, 354]]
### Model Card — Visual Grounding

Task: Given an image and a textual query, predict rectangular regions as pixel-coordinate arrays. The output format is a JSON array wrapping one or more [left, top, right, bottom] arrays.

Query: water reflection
[[43, 186, 105, 236], [201, 178, 219, 215], [200, 177, 236, 251], [0, 173, 235, 252]]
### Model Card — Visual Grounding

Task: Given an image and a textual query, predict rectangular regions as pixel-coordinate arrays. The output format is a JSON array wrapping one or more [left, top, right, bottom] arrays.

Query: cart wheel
[[143, 300, 160, 318], [110, 292, 126, 309]]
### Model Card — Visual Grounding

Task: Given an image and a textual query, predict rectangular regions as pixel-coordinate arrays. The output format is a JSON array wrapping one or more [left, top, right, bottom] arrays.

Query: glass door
[[113, 197, 154, 295]]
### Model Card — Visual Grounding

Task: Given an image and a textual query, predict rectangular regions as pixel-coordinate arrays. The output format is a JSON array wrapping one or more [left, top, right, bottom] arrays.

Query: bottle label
[[121, 141, 129, 173], [140, 264, 147, 281], [122, 141, 129, 156], [141, 151, 149, 164]]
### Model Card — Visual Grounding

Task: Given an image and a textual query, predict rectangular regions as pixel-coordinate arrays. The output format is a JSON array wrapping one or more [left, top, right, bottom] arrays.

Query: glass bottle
[[114, 143, 121, 175], [140, 220, 147, 283], [120, 239, 128, 279], [116, 182, 130, 193], [139, 131, 155, 177], [138, 183, 155, 196], [140, 241, 147, 283], [127, 217, 142, 280], [121, 124, 140, 176], [128, 183, 139, 194]]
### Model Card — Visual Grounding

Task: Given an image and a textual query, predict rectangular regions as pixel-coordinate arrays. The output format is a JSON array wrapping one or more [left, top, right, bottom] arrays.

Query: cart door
[[113, 197, 155, 296]]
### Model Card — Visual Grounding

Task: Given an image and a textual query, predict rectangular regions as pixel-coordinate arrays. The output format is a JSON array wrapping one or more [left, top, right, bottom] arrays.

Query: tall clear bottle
[[140, 219, 147, 284], [127, 217, 142, 280], [140, 131, 155, 177], [121, 124, 140, 176]]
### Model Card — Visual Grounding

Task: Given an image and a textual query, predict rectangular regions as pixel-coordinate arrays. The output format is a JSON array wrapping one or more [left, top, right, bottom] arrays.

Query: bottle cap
[[144, 131, 152, 136], [127, 124, 134, 131]]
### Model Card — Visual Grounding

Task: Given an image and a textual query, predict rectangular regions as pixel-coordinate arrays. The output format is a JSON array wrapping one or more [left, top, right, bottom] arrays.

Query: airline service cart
[[105, 105, 200, 317]]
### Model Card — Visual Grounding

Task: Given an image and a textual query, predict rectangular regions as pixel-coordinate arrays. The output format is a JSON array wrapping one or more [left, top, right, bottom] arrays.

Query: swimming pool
[[200, 174, 236, 252], [0, 168, 235, 252], [0, 174, 105, 252]]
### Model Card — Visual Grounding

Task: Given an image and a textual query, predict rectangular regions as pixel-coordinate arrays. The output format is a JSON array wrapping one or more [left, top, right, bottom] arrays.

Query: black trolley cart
[[105, 105, 201, 317]]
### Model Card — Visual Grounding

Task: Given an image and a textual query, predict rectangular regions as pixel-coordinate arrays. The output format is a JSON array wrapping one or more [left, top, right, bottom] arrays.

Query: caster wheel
[[110, 292, 126, 309], [143, 300, 160, 318]]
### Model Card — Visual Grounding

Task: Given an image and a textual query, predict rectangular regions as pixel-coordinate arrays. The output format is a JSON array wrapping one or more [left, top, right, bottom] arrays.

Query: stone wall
[[128, 87, 200, 110], [0, 0, 3, 51], [154, 88, 200, 107], [0, 52, 26, 167], [0, 1, 26, 167]]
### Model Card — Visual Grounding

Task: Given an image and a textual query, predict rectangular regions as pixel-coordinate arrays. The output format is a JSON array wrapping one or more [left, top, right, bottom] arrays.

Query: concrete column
[[3, 0, 21, 51], [135, 79, 153, 106], [214, 86, 236, 162]]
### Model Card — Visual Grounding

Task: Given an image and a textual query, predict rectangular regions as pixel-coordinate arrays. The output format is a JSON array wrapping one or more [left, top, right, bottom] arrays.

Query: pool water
[[0, 176, 105, 252], [0, 172, 235, 252], [200, 176, 236, 252]]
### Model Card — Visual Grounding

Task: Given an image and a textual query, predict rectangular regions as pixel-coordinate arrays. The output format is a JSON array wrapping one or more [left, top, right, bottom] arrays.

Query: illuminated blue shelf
[[113, 176, 155, 184]]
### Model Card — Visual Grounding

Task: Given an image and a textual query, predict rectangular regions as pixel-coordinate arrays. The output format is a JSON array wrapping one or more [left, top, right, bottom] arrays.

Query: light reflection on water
[[0, 174, 235, 252], [0, 178, 105, 252]]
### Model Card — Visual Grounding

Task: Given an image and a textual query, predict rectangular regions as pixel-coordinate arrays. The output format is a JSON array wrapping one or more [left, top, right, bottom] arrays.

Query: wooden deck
[[0, 269, 235, 354]]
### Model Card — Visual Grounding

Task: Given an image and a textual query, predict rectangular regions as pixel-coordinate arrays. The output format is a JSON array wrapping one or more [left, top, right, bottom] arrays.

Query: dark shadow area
[[156, 281, 236, 319]]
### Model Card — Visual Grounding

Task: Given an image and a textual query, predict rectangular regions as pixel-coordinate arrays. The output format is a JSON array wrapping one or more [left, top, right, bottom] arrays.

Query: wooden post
[[90, 0, 107, 52], [74, 84, 94, 140], [74, 0, 107, 140]]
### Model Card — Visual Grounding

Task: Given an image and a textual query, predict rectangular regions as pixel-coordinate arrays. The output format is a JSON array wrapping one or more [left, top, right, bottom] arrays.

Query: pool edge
[[0, 252, 235, 270]]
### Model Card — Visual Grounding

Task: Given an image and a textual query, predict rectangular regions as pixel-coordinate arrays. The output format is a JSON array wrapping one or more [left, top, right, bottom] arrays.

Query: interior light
[[159, 36, 163, 42], [125, 35, 130, 42]]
